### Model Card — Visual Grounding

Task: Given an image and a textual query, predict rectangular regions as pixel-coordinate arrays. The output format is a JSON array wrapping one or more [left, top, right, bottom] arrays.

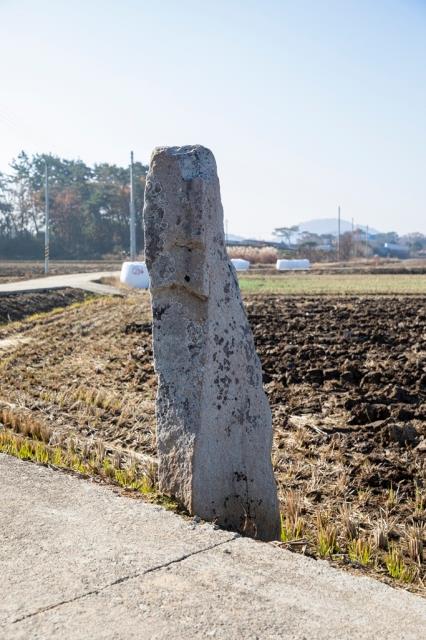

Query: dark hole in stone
[[184, 275, 191, 282]]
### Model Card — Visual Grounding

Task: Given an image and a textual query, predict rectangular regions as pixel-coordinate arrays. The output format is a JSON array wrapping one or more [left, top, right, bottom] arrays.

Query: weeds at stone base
[[280, 490, 305, 542], [278, 496, 423, 589], [0, 429, 178, 512], [279, 486, 424, 591], [347, 538, 373, 566], [385, 546, 418, 583], [315, 513, 339, 558]]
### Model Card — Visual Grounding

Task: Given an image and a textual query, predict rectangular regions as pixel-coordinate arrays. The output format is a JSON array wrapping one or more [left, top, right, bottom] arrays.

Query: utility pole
[[337, 205, 341, 261], [44, 160, 49, 275], [129, 151, 136, 261], [365, 225, 369, 256], [354, 219, 358, 258]]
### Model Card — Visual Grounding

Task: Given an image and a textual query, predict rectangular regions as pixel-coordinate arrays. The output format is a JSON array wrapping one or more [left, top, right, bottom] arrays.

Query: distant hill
[[226, 233, 246, 242], [298, 218, 379, 236]]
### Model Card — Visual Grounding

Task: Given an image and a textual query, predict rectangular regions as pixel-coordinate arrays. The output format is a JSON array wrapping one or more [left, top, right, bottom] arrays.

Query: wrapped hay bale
[[120, 261, 150, 289], [276, 259, 310, 271], [231, 258, 250, 271]]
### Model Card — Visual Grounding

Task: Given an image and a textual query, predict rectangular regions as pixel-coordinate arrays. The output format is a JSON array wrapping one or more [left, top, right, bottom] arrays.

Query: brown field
[[227, 246, 278, 264], [0, 260, 122, 284], [1, 257, 426, 287], [0, 289, 425, 593], [0, 289, 90, 324]]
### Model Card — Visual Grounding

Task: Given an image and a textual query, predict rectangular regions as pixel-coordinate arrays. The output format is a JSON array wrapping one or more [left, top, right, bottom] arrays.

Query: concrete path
[[0, 271, 122, 296], [1, 454, 424, 640]]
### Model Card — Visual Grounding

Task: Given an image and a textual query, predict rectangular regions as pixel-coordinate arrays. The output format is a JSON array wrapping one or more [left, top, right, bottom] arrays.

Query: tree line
[[272, 225, 426, 260], [0, 152, 147, 259]]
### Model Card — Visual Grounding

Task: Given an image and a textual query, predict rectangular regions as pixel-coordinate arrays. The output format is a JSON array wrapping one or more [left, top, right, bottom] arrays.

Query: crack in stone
[[153, 282, 209, 301], [10, 536, 236, 625]]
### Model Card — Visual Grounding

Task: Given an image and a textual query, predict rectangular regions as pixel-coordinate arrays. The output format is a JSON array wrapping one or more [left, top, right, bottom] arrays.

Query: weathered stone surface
[[143, 145, 280, 541]]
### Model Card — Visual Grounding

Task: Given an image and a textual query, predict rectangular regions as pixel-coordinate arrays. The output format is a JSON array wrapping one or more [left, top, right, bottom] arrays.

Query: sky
[[0, 0, 425, 238]]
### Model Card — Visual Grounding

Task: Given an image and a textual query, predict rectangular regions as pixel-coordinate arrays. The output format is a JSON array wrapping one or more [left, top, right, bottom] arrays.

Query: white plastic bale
[[120, 261, 150, 289], [276, 259, 310, 271], [231, 258, 250, 271]]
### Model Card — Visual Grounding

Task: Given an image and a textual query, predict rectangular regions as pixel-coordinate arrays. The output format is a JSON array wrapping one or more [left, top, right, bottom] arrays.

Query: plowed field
[[0, 291, 424, 591]]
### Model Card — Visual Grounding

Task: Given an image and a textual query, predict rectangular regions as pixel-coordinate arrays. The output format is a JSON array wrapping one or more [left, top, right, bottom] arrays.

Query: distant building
[[374, 243, 410, 259]]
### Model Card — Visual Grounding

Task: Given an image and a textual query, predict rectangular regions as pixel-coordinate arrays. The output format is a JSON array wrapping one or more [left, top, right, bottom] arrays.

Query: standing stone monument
[[143, 145, 280, 541]]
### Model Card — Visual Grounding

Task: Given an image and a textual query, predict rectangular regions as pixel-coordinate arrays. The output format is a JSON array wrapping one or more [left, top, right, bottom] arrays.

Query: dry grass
[[0, 406, 52, 443], [0, 293, 157, 459], [347, 538, 373, 566], [275, 426, 425, 591], [406, 524, 425, 565], [316, 512, 339, 558], [227, 246, 278, 264], [280, 491, 305, 542], [239, 273, 426, 295], [385, 546, 418, 583]]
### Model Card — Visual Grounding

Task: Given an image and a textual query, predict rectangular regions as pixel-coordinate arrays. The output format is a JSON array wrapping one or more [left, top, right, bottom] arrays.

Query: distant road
[[0, 271, 122, 296]]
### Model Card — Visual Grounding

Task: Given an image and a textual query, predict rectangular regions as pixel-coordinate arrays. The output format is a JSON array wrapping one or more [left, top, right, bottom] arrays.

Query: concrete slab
[[0, 454, 424, 640]]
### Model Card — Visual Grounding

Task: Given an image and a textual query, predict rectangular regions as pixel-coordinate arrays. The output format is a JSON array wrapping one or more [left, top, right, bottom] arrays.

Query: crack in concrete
[[10, 536, 236, 625]]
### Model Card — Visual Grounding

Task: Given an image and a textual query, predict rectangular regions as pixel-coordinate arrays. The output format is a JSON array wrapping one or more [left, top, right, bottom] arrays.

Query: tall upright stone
[[143, 145, 280, 541]]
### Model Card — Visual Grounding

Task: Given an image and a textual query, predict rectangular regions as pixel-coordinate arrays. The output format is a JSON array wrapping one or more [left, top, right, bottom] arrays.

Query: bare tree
[[272, 225, 299, 245]]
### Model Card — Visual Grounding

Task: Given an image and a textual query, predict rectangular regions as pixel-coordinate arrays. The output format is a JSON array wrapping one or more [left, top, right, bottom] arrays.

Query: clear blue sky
[[0, 0, 425, 237]]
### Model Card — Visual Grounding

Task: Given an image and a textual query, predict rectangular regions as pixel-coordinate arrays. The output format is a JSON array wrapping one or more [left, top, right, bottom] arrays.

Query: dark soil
[[246, 295, 426, 496], [0, 289, 91, 324]]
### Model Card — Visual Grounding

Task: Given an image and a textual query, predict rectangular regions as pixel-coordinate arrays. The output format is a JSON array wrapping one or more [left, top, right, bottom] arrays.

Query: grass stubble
[[239, 273, 426, 295], [0, 286, 424, 594], [0, 427, 177, 511], [275, 410, 425, 592]]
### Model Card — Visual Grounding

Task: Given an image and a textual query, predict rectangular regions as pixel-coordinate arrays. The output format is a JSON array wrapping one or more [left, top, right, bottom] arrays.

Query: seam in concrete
[[9, 536, 236, 626]]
